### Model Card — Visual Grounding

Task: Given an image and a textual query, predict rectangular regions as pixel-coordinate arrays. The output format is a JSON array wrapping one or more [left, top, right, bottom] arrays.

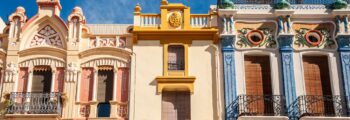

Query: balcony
[[227, 95, 286, 119], [6, 92, 62, 115], [293, 95, 349, 118]]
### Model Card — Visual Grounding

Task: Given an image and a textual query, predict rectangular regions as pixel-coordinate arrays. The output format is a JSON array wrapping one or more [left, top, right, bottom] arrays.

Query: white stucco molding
[[18, 57, 65, 68], [80, 57, 129, 68], [20, 15, 68, 50]]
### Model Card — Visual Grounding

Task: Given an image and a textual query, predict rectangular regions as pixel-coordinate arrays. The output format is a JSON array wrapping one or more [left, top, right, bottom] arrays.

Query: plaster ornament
[[237, 28, 277, 48], [31, 25, 63, 48], [294, 28, 335, 49], [6, 62, 18, 73], [169, 12, 182, 28], [67, 62, 79, 73]]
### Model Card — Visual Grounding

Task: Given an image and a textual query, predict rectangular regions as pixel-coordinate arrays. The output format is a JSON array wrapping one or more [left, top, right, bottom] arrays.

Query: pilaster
[[277, 34, 297, 119], [336, 35, 350, 115], [221, 35, 237, 120]]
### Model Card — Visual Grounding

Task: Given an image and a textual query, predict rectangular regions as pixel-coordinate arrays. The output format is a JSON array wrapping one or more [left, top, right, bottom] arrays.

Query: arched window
[[168, 45, 184, 71]]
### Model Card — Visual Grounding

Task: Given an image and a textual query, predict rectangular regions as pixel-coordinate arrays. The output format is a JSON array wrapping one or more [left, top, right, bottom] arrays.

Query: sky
[[0, 0, 217, 24]]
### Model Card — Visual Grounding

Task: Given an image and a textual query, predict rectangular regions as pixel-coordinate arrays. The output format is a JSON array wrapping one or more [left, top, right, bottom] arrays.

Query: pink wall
[[117, 68, 129, 102], [80, 68, 94, 102], [54, 67, 64, 92], [17, 68, 28, 92]]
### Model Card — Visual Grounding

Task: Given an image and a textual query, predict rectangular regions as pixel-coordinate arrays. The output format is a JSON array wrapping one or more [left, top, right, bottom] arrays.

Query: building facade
[[0, 0, 132, 119], [0, 0, 349, 120], [130, 1, 219, 120], [218, 0, 350, 120]]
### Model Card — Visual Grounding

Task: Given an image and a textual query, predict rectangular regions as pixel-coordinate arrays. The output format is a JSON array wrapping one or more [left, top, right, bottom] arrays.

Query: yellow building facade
[[130, 0, 219, 120]]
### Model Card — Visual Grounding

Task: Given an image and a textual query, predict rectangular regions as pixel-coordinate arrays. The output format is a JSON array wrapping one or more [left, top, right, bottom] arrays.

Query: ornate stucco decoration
[[168, 12, 182, 28], [294, 28, 335, 49], [30, 25, 63, 48], [236, 28, 277, 49], [66, 62, 79, 82], [5, 62, 18, 83]]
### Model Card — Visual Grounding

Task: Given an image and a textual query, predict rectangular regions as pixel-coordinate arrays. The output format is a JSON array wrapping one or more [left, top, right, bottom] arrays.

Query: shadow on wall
[[205, 44, 220, 120]]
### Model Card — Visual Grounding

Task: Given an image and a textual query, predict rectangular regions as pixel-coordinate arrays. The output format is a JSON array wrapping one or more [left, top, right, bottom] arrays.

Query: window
[[168, 45, 185, 71], [32, 66, 52, 93], [97, 66, 114, 117], [162, 92, 190, 120]]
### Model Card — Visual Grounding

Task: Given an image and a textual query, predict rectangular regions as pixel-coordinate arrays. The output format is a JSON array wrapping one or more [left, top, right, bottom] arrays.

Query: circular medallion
[[169, 12, 182, 28], [247, 30, 264, 46], [305, 30, 323, 46]]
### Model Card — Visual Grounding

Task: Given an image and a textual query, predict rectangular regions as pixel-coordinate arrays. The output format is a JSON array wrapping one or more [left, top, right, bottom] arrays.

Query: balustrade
[[190, 15, 211, 28], [140, 14, 160, 27]]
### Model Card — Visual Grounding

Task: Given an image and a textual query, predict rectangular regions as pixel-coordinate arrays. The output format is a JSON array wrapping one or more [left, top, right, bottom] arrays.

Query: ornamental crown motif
[[236, 28, 277, 49], [168, 12, 182, 28], [294, 28, 335, 49], [30, 25, 63, 48]]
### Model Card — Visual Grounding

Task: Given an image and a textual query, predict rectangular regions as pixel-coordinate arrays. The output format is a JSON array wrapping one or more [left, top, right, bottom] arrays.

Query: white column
[[93, 68, 98, 101], [116, 36, 120, 47], [113, 68, 118, 101], [26, 69, 33, 92], [96, 36, 100, 47], [76, 70, 81, 102], [13, 72, 18, 92], [51, 69, 56, 93]]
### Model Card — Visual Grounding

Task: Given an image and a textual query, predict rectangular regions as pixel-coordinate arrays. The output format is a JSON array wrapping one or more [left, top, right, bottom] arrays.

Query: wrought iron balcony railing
[[7, 92, 62, 115], [294, 95, 348, 117], [227, 95, 285, 118]]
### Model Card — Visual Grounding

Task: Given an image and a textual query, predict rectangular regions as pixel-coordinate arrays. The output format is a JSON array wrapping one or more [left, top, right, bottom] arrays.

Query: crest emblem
[[169, 12, 182, 28]]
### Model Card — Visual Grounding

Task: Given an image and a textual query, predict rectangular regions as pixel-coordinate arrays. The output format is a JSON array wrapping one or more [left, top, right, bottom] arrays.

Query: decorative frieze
[[30, 25, 63, 48], [18, 58, 65, 68], [294, 28, 336, 49], [5, 62, 18, 83], [66, 62, 79, 82], [236, 28, 277, 49]]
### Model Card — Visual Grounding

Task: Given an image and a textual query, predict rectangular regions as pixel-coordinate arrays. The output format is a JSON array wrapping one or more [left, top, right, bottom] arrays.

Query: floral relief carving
[[31, 25, 63, 48], [294, 28, 335, 49], [236, 28, 277, 49]]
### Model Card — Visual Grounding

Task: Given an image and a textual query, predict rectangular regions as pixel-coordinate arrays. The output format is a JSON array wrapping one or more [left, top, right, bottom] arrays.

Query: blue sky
[[0, 0, 216, 24]]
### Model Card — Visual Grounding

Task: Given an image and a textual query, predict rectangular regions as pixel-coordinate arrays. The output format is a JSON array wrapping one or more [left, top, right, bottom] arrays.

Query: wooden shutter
[[303, 56, 333, 115], [244, 56, 272, 115], [162, 92, 190, 120]]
